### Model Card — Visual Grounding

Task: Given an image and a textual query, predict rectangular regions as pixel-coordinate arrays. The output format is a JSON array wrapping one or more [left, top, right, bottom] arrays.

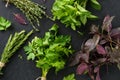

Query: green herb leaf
[[52, 0, 101, 31], [0, 17, 11, 30], [90, 0, 101, 10], [27, 53, 35, 60], [63, 74, 75, 80]]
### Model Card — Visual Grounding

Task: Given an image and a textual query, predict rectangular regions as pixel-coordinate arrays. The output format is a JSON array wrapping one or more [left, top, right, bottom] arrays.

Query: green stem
[[41, 77, 46, 80], [41, 69, 48, 80]]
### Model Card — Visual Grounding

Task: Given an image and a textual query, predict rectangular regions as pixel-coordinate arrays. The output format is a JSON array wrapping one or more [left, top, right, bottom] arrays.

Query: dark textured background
[[0, 0, 120, 80]]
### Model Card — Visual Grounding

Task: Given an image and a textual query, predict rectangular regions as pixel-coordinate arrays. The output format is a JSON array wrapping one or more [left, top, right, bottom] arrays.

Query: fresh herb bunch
[[52, 0, 101, 30], [5, 0, 49, 31], [0, 30, 33, 75], [70, 15, 120, 80], [0, 16, 11, 30], [24, 24, 73, 80], [63, 74, 75, 80]]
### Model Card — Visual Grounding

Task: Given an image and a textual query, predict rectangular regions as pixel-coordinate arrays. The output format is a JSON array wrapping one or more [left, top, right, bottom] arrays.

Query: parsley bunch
[[24, 24, 73, 80], [52, 0, 101, 30]]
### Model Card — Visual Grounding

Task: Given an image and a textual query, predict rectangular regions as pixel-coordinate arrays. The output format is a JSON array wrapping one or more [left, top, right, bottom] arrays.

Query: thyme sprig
[[5, 0, 50, 31], [0, 30, 33, 75]]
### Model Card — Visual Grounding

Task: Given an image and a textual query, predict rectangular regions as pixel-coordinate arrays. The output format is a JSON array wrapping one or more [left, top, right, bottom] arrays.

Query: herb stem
[[41, 69, 48, 80]]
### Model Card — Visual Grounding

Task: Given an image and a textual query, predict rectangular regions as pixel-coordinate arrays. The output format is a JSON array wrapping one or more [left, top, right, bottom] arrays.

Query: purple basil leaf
[[96, 70, 101, 80], [93, 34, 100, 46], [14, 13, 27, 25], [69, 51, 81, 66], [110, 28, 120, 39], [85, 34, 100, 51], [84, 39, 94, 51], [99, 40, 107, 45], [97, 58, 107, 63], [96, 45, 106, 55], [94, 66, 100, 73], [69, 51, 89, 66], [76, 63, 88, 75], [103, 15, 110, 24], [88, 67, 95, 80], [90, 25, 99, 34], [80, 53, 89, 63], [102, 15, 114, 32]]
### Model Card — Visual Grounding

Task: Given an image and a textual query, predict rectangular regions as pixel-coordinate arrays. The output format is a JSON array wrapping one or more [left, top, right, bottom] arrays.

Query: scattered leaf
[[90, 0, 101, 10], [63, 74, 75, 80], [14, 13, 27, 25], [0, 16, 11, 30]]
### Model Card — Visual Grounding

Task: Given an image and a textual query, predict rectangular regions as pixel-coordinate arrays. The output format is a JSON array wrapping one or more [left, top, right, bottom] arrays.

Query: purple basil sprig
[[70, 15, 120, 80]]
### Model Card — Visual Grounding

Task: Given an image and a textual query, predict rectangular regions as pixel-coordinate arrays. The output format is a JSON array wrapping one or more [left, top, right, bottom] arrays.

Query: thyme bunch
[[0, 30, 33, 75], [5, 0, 49, 31]]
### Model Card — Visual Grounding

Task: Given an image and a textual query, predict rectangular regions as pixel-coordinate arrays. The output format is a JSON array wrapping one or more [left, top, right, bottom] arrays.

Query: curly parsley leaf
[[0, 16, 11, 30]]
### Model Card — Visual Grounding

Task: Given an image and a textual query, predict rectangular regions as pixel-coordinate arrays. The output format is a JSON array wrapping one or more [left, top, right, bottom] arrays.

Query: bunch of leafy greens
[[0, 30, 33, 75], [0, 16, 11, 30], [63, 74, 75, 80], [24, 24, 73, 80], [52, 0, 101, 30], [4, 0, 50, 31], [69, 15, 120, 80]]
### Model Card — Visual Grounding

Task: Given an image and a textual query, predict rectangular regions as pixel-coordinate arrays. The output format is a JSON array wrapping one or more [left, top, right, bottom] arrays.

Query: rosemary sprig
[[5, 0, 50, 31], [0, 30, 33, 75]]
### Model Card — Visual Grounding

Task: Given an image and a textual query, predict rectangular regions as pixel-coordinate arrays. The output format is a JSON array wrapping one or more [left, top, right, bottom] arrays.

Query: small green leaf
[[24, 46, 32, 54], [63, 74, 75, 80], [0, 27, 5, 30], [80, 15, 87, 25], [49, 24, 58, 31], [0, 16, 11, 30], [71, 23, 76, 30], [27, 53, 35, 60], [52, 61, 65, 72], [88, 14, 98, 19], [90, 0, 101, 10]]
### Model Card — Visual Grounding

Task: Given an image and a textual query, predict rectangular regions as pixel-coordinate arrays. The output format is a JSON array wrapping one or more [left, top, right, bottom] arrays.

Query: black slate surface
[[0, 0, 120, 80]]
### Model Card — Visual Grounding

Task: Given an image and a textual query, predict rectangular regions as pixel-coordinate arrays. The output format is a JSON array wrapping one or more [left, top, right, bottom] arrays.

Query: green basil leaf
[[90, 0, 101, 10], [63, 74, 75, 80]]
